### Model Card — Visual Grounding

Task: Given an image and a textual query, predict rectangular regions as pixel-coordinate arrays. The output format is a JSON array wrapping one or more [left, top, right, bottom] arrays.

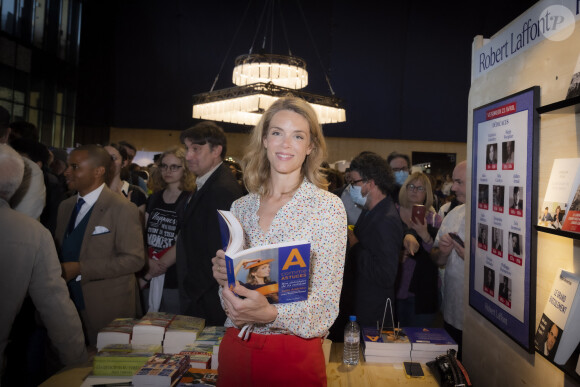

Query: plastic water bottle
[[343, 315, 360, 365]]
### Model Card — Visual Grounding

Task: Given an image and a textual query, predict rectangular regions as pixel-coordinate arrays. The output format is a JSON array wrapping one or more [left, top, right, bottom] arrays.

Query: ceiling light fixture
[[192, 0, 346, 126]]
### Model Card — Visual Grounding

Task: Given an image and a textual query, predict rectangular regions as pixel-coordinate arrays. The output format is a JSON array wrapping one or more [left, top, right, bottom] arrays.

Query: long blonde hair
[[148, 146, 196, 193], [242, 97, 328, 196]]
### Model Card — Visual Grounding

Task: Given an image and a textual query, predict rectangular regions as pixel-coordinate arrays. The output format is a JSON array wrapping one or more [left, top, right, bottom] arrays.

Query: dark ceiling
[[76, 0, 538, 142]]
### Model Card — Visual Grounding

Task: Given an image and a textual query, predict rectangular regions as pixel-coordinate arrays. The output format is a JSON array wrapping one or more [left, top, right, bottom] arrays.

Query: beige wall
[[464, 18, 580, 387], [110, 126, 467, 168]]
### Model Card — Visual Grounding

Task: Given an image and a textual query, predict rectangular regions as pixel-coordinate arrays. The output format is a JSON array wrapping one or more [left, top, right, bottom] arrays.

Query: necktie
[[67, 198, 85, 235]]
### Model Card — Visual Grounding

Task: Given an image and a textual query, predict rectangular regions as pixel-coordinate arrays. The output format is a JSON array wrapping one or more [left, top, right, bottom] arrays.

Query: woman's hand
[[148, 258, 165, 277], [409, 215, 431, 242], [222, 284, 278, 327], [212, 250, 228, 287], [347, 227, 358, 247], [403, 234, 420, 257]]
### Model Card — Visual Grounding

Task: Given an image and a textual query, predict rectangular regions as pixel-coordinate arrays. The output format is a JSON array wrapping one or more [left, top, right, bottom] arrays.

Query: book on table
[[96, 318, 139, 351], [403, 327, 458, 358], [218, 210, 311, 304], [179, 343, 214, 369], [176, 368, 218, 387], [196, 326, 226, 370], [163, 315, 205, 354], [132, 312, 176, 347], [132, 353, 191, 387], [92, 343, 162, 376], [361, 326, 411, 363]]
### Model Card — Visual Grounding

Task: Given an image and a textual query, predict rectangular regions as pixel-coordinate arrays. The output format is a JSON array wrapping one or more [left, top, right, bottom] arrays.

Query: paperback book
[[96, 318, 139, 351], [132, 353, 190, 387], [176, 368, 218, 387], [132, 312, 176, 347], [93, 344, 162, 376], [179, 344, 214, 369], [534, 269, 580, 368], [361, 326, 411, 363], [537, 158, 580, 231], [403, 327, 458, 352], [218, 210, 311, 304], [163, 315, 205, 354]]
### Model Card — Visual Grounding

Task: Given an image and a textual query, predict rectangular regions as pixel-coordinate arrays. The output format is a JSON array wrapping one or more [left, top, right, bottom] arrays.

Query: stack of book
[[132, 312, 176, 347], [361, 326, 412, 363], [132, 353, 190, 387], [179, 343, 214, 369], [92, 343, 162, 376], [195, 326, 227, 369], [163, 315, 206, 354], [403, 327, 458, 363], [96, 318, 139, 351]]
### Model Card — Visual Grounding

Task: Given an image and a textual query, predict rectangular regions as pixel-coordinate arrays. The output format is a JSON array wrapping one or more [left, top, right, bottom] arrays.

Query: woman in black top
[[140, 146, 196, 313]]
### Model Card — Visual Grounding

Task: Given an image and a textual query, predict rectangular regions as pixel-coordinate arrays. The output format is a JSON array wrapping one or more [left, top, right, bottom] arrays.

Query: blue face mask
[[394, 170, 409, 186], [349, 185, 367, 207]]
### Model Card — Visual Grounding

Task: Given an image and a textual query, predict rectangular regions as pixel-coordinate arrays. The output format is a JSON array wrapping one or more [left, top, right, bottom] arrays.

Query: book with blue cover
[[217, 210, 311, 304], [403, 327, 458, 352]]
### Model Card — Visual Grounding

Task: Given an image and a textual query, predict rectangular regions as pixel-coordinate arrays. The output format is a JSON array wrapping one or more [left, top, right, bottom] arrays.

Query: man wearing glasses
[[346, 152, 404, 327], [387, 151, 411, 204]]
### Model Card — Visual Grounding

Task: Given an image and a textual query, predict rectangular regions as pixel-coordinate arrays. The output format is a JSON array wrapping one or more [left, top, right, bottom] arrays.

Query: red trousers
[[217, 328, 327, 387]]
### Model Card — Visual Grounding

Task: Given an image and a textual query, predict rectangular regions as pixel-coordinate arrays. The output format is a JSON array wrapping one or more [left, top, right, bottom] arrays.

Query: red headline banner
[[486, 102, 516, 120]]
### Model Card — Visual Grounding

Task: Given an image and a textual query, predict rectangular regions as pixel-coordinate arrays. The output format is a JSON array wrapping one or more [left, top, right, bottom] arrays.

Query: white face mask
[[349, 184, 367, 206]]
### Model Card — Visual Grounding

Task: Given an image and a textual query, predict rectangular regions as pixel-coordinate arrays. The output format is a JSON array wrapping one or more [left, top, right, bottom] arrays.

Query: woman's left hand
[[410, 215, 430, 242], [222, 284, 278, 327]]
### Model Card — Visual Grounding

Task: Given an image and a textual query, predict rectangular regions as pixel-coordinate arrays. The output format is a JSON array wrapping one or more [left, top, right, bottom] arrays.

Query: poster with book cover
[[218, 210, 311, 304], [534, 269, 580, 382], [469, 87, 539, 352], [537, 158, 580, 231]]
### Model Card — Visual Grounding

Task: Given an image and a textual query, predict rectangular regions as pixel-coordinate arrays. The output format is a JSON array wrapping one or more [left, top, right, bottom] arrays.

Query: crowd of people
[[0, 99, 467, 386]]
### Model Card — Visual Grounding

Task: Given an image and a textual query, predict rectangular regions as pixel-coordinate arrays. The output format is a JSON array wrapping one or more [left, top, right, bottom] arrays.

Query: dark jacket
[[176, 163, 243, 325], [349, 196, 403, 327]]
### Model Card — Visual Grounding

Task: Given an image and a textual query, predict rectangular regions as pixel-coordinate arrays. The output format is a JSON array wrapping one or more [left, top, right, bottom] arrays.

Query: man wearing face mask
[[346, 152, 404, 327], [387, 152, 411, 204]]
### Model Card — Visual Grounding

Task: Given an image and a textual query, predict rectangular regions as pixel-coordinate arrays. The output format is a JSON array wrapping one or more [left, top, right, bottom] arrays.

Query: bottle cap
[[349, 315, 356, 322]]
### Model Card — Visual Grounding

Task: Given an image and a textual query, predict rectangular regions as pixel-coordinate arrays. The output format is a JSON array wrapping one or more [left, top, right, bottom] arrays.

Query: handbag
[[426, 349, 472, 387]]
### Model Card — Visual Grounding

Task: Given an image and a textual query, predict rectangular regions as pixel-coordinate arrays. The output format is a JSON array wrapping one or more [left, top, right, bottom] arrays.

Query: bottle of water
[[343, 315, 360, 365]]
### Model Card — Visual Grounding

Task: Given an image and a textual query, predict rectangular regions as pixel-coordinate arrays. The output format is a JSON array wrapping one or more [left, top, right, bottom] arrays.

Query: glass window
[[58, 0, 69, 59], [32, 0, 46, 47], [1, 0, 16, 34]]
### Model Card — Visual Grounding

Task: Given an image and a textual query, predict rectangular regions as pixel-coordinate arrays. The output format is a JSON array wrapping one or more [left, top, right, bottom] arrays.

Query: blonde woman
[[212, 97, 346, 386], [396, 172, 442, 327], [140, 146, 195, 313]]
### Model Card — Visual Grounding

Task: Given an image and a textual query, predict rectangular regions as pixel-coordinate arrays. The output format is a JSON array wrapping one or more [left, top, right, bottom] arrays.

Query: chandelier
[[192, 0, 346, 126]]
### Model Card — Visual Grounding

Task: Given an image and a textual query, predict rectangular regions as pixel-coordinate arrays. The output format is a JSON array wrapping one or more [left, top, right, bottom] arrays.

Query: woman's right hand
[[212, 250, 228, 287]]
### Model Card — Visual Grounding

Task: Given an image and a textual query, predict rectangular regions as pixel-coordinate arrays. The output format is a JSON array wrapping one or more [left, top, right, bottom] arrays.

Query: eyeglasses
[[159, 164, 182, 172], [351, 179, 366, 186], [391, 166, 409, 172], [406, 184, 426, 192]]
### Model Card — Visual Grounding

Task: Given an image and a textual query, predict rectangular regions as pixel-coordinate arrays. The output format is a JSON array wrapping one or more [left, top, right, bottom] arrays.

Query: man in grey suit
[[0, 144, 87, 381], [55, 144, 145, 347]]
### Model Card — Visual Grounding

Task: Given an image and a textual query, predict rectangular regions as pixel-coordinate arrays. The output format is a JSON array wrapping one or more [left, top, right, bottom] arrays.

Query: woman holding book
[[212, 97, 347, 386]]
